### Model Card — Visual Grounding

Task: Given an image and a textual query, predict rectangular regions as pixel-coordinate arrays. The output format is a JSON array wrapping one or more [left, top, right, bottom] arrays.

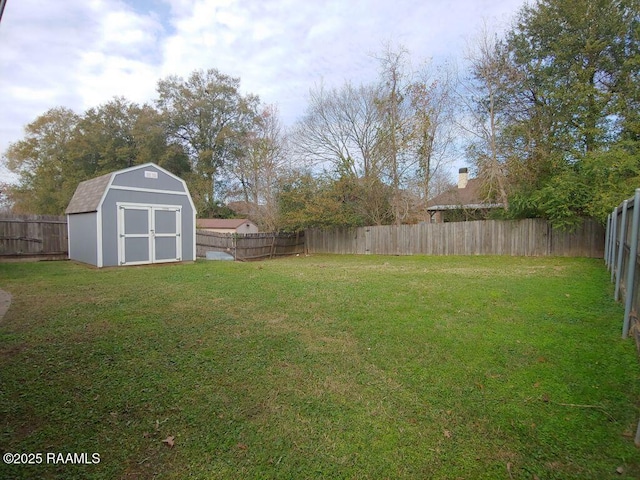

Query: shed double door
[[117, 204, 182, 266]]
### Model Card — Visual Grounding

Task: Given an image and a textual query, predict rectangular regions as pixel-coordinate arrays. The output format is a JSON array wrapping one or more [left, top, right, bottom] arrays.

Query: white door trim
[[117, 202, 182, 266]]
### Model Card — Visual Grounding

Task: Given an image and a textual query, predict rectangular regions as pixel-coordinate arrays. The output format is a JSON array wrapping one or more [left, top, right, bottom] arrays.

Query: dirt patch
[[0, 343, 26, 360], [0, 288, 11, 321]]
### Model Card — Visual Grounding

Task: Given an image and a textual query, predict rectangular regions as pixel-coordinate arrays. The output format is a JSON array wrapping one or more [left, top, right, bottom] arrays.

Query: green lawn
[[0, 255, 638, 479]]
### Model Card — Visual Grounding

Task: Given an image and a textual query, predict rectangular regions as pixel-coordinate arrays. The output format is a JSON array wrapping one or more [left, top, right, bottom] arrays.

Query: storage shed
[[65, 163, 196, 267]]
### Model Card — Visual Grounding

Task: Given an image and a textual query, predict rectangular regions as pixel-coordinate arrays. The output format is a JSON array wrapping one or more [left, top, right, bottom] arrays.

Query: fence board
[[306, 218, 604, 257], [0, 215, 68, 257]]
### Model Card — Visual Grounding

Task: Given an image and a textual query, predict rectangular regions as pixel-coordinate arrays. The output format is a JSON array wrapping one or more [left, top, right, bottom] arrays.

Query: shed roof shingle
[[65, 173, 112, 214]]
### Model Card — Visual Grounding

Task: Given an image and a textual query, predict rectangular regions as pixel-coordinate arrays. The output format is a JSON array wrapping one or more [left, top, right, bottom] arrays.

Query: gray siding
[[100, 189, 194, 267], [123, 237, 150, 263], [67, 213, 98, 265], [111, 166, 185, 192], [155, 236, 178, 260]]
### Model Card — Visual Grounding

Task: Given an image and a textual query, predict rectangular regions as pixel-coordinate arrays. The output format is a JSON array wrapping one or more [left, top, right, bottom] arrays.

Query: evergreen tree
[[503, 0, 640, 226]]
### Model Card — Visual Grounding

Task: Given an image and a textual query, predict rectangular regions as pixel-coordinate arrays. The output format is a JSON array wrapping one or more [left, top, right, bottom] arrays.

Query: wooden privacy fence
[[604, 189, 640, 446], [0, 216, 604, 260], [0, 214, 68, 257], [306, 218, 604, 257], [605, 190, 640, 339], [196, 230, 305, 261]]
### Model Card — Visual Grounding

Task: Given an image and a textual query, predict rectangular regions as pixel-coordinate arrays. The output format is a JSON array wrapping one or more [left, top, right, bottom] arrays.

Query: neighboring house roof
[[197, 218, 255, 229], [427, 178, 503, 211], [65, 173, 112, 214]]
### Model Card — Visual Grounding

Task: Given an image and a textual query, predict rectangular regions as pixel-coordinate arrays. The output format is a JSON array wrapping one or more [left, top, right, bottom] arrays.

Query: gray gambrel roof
[[65, 163, 195, 216], [65, 172, 113, 214]]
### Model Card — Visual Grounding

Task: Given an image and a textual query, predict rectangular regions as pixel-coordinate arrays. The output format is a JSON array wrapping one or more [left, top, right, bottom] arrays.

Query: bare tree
[[228, 105, 287, 231], [0, 181, 14, 212], [375, 44, 458, 223], [457, 22, 511, 208], [291, 81, 394, 224], [407, 62, 458, 220], [374, 43, 413, 224], [292, 81, 382, 179], [290, 44, 459, 226]]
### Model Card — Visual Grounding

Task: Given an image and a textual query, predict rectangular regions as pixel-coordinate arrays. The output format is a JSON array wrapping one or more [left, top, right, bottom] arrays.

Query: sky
[[0, 0, 526, 182]]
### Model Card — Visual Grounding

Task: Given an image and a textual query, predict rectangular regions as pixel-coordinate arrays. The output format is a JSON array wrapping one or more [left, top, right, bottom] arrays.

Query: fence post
[[611, 207, 619, 282], [605, 214, 611, 267], [269, 233, 276, 259], [609, 213, 614, 267], [615, 201, 629, 302], [622, 189, 640, 338]]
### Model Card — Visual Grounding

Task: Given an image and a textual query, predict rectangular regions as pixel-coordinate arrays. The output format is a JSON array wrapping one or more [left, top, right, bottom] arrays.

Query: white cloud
[[76, 52, 161, 108], [73, 1, 165, 109], [0, 0, 168, 156], [1, 0, 526, 172], [7, 86, 60, 104], [99, 9, 163, 55]]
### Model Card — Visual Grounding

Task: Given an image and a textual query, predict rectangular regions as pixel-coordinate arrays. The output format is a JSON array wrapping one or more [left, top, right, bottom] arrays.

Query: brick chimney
[[458, 168, 468, 189]]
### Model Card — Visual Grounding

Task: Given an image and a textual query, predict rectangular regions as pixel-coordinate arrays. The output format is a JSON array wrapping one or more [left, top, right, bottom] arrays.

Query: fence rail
[[306, 218, 604, 257], [0, 214, 68, 257], [604, 189, 640, 446], [196, 230, 305, 261]]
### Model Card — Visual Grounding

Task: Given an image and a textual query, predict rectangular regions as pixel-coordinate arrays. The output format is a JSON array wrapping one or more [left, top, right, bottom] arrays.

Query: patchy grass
[[0, 255, 638, 479]]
